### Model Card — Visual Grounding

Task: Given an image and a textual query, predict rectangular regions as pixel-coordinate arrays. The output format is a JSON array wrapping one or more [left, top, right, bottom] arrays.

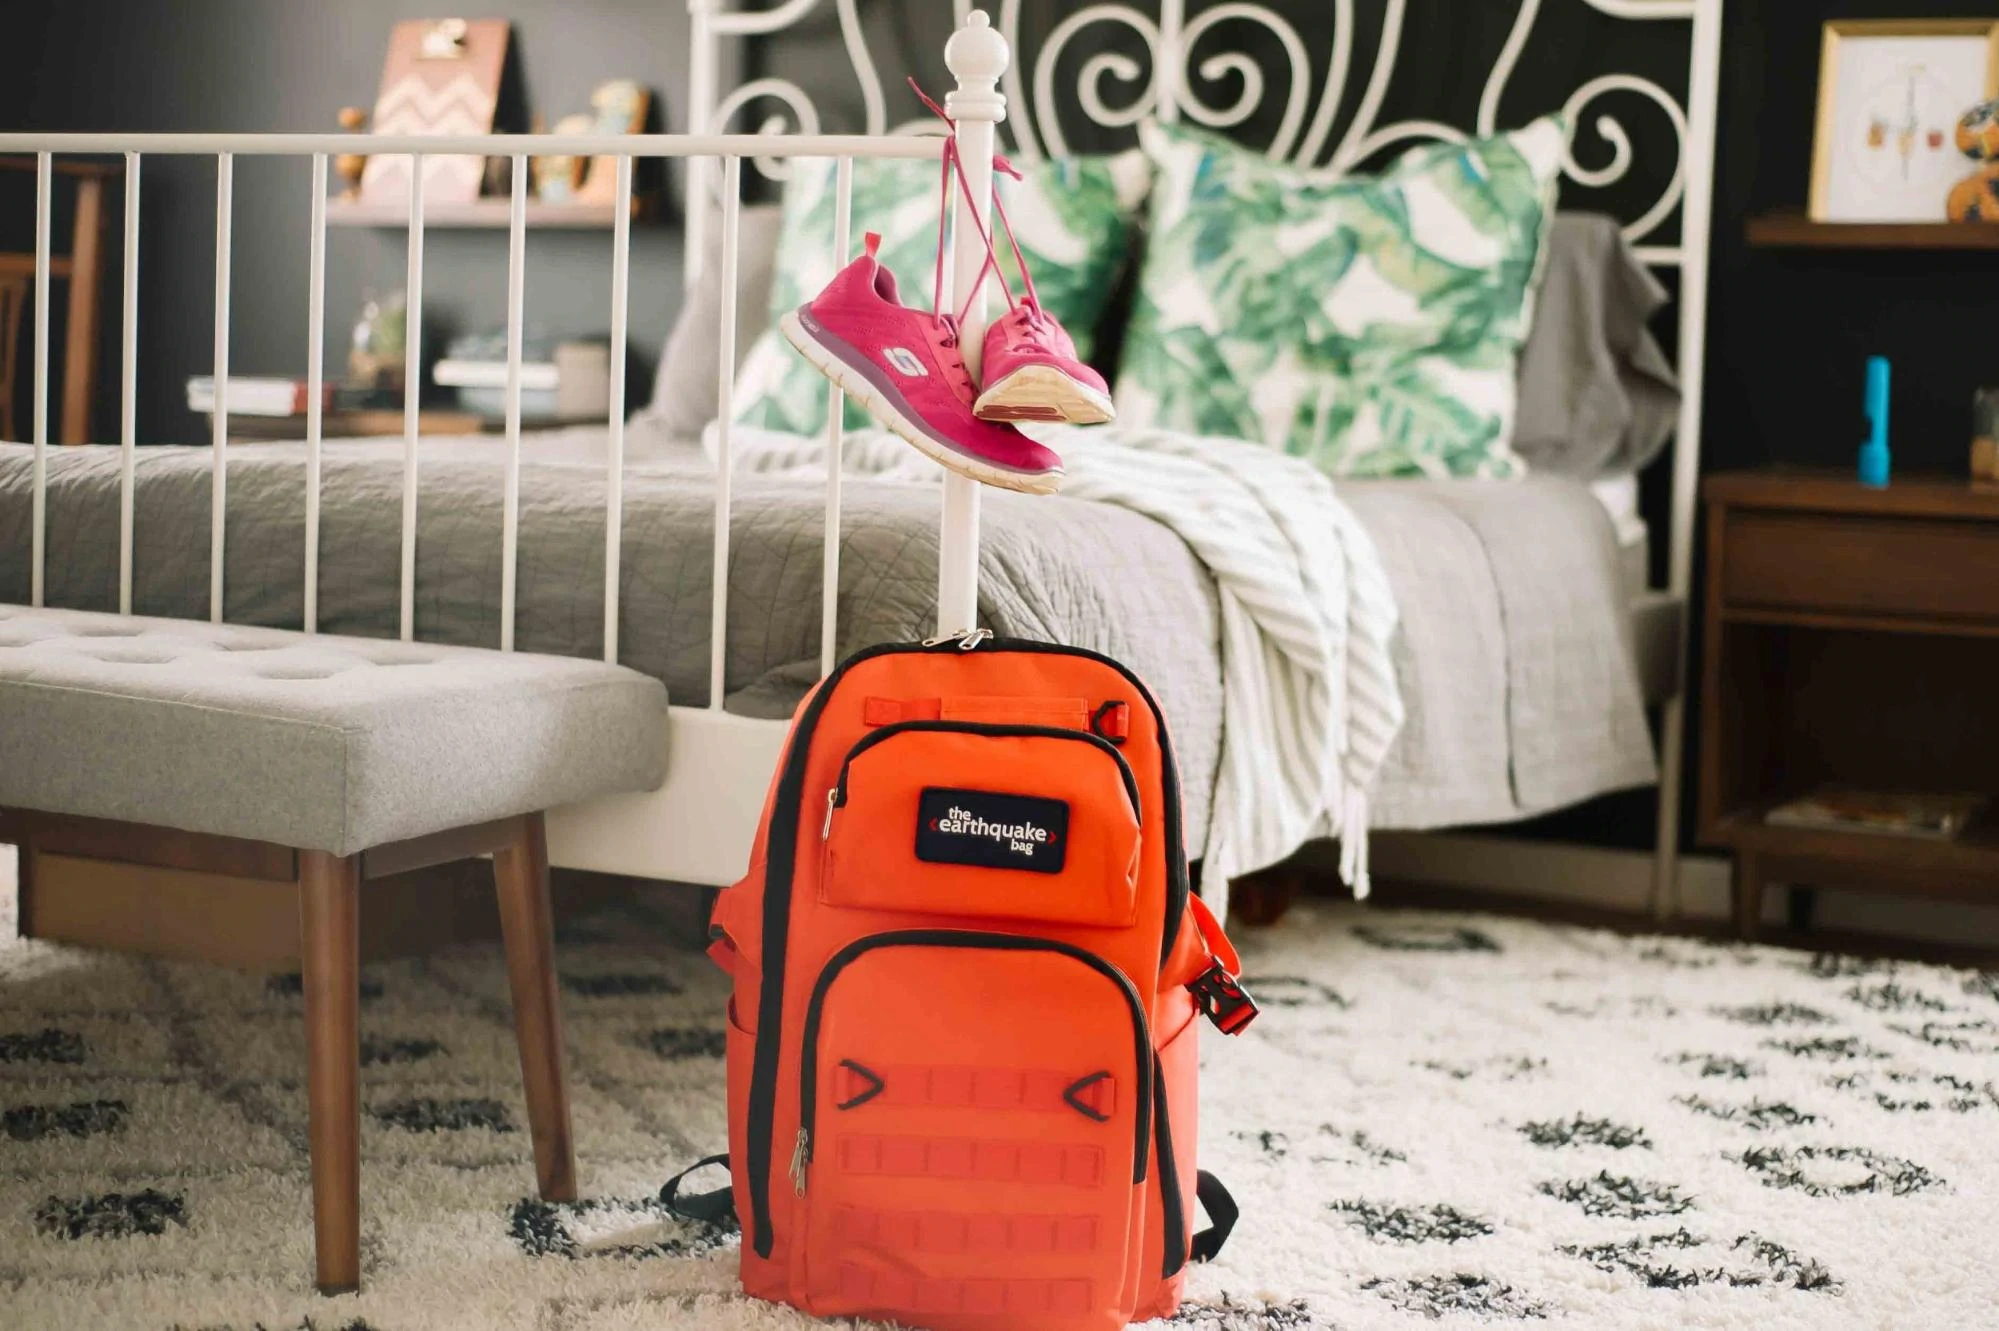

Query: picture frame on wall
[[1809, 19, 1999, 222]]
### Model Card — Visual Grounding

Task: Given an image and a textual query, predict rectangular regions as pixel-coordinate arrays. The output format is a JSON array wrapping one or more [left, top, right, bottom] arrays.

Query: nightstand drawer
[[1722, 511, 1999, 623]]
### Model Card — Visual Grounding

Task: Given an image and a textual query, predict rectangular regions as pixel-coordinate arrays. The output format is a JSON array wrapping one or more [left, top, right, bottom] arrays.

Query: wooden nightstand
[[1699, 469, 1999, 938]]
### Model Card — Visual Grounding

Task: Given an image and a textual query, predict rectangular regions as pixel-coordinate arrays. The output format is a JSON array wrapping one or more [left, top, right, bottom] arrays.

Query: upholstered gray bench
[[0, 605, 668, 1293]]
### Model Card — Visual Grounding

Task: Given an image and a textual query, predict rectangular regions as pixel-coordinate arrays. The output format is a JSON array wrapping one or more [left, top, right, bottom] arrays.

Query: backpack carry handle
[[659, 1153, 736, 1226], [1191, 1170, 1240, 1263]]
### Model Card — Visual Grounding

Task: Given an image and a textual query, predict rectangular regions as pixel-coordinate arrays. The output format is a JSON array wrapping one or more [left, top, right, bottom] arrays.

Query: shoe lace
[[929, 312, 978, 401], [910, 78, 1040, 330]]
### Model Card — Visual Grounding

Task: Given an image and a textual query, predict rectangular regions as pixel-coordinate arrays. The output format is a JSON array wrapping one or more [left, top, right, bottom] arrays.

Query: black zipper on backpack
[[827, 719, 1141, 828], [742, 640, 949, 1257], [792, 930, 1154, 1197], [1152, 1048, 1189, 1277], [742, 636, 1190, 1259]]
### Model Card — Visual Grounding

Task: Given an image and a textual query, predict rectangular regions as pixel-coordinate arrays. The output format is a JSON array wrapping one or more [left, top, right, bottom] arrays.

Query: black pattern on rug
[[1350, 923, 1499, 953], [1560, 1227, 1840, 1293], [0, 1026, 86, 1064], [1735, 1145, 1942, 1197], [1361, 1274, 1550, 1319], [1166, 1296, 1325, 1329], [1330, 1199, 1493, 1243], [3, 883, 1994, 1329], [34, 1188, 186, 1239], [370, 1097, 515, 1134], [1519, 1115, 1652, 1149], [1239, 975, 1349, 1008], [1539, 1172, 1695, 1219], [360, 1035, 446, 1066], [1675, 1095, 1819, 1130], [3, 1097, 127, 1141], [636, 1026, 728, 1060], [266, 972, 385, 1002], [1667, 1051, 1762, 1079], [509, 1194, 735, 1261], [1714, 1001, 1831, 1026], [562, 972, 683, 998]]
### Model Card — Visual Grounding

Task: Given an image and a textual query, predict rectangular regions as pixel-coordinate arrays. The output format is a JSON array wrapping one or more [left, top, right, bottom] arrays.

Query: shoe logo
[[916, 788, 1069, 875], [882, 346, 928, 377]]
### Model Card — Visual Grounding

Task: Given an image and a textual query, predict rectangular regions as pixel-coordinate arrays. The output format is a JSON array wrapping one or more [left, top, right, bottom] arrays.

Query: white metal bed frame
[[1, 1, 1722, 913]]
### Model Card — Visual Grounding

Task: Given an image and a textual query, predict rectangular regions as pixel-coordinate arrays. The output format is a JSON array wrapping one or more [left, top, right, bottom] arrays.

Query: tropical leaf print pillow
[[1116, 117, 1569, 478], [733, 151, 1150, 436]]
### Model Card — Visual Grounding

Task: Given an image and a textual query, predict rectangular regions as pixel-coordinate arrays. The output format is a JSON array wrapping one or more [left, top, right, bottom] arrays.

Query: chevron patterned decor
[[359, 18, 509, 207]]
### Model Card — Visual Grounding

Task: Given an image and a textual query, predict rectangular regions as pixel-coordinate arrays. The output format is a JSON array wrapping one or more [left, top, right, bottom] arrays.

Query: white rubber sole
[[974, 363, 1116, 426], [779, 310, 1065, 497]]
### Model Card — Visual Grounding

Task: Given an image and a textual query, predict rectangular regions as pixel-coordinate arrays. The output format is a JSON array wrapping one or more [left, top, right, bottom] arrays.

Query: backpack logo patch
[[916, 787, 1069, 874], [883, 346, 928, 377]]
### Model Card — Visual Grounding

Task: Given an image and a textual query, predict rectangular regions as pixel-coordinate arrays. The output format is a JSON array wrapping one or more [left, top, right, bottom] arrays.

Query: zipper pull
[[790, 1127, 811, 1196], [822, 786, 839, 839], [921, 627, 992, 650]]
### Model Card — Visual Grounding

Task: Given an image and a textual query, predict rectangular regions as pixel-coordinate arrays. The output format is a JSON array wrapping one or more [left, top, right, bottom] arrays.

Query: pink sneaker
[[908, 79, 1116, 427], [975, 298, 1115, 425], [778, 234, 1064, 495]]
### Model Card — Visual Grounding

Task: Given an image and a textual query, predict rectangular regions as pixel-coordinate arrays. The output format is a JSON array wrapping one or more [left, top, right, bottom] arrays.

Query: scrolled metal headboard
[[688, 0, 1719, 253]]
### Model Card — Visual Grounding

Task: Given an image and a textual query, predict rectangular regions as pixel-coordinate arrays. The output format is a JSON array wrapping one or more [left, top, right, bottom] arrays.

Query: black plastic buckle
[[1190, 962, 1259, 1035]]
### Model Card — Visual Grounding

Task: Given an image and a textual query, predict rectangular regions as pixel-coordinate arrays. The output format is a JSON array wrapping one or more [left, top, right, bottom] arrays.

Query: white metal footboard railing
[[1, 12, 1016, 887]]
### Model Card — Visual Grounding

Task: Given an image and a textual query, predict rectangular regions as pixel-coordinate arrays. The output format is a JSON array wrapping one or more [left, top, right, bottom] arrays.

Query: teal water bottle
[[1859, 356, 1890, 488]]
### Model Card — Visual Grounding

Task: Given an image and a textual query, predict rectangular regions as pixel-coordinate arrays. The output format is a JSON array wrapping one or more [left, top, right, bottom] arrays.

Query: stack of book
[[1765, 787, 1988, 840], [186, 376, 338, 418], [432, 331, 610, 421]]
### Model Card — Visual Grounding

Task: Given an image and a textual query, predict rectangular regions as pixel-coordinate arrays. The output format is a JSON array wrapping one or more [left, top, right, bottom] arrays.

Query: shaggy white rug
[[1, 857, 1996, 1329]]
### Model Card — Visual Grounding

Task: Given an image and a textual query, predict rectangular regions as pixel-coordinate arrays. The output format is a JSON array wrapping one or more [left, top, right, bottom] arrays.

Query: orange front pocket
[[820, 723, 1141, 929], [793, 931, 1150, 1330]]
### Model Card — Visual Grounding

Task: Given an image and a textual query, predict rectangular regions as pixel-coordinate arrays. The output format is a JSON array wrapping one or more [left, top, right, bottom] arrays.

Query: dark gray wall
[[2, 0, 692, 445]]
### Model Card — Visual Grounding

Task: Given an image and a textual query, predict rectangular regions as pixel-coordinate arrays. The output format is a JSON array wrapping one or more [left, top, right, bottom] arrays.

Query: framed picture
[[1809, 19, 1999, 222], [359, 18, 511, 208]]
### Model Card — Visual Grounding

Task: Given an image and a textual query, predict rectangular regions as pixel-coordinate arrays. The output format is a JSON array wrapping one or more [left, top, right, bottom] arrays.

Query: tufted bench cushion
[[0, 606, 668, 855]]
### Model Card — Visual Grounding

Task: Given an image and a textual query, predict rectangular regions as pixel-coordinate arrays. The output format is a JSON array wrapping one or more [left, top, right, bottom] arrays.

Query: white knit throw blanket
[[718, 423, 1405, 907]]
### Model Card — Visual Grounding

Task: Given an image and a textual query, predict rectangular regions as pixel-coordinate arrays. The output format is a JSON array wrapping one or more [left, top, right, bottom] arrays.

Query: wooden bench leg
[[299, 850, 361, 1295], [493, 813, 577, 1203]]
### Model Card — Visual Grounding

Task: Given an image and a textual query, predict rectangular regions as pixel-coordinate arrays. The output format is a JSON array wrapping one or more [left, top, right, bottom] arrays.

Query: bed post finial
[[944, 10, 1009, 125], [934, 9, 1009, 640]]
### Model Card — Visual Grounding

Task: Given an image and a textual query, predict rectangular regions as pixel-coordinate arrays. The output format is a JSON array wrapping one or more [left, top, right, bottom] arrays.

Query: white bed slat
[[710, 155, 742, 711], [605, 155, 633, 665], [305, 154, 327, 633], [210, 153, 232, 623], [119, 152, 140, 616], [400, 155, 424, 643], [30, 153, 50, 609], [501, 155, 527, 653], [821, 156, 853, 676]]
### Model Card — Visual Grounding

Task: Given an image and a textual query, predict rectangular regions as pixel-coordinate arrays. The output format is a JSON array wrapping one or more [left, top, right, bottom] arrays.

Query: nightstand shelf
[[1699, 470, 1999, 938], [1707, 806, 1999, 896]]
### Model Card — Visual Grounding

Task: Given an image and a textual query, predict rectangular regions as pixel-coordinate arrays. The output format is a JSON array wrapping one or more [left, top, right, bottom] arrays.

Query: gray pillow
[[639, 203, 784, 438], [1512, 213, 1681, 478]]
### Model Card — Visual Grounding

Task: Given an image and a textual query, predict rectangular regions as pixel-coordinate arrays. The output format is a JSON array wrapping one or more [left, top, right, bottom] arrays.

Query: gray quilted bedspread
[[0, 437, 1654, 857]]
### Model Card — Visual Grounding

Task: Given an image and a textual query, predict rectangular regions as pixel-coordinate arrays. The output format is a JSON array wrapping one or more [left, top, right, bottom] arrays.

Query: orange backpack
[[664, 632, 1256, 1331]]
